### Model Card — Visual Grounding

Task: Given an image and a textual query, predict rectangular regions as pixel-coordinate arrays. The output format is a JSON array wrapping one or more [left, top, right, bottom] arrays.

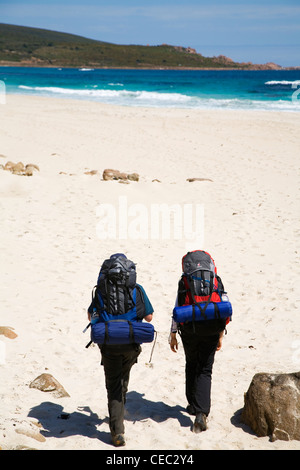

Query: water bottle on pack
[[90, 309, 100, 325], [82, 309, 100, 334]]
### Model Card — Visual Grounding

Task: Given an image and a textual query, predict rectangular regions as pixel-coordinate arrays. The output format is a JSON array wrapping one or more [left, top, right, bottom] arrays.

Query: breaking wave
[[18, 85, 192, 105], [17, 84, 300, 111], [265, 80, 300, 86]]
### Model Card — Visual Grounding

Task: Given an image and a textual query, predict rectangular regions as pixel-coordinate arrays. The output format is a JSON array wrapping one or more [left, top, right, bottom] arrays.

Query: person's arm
[[216, 330, 224, 351], [136, 284, 154, 322], [169, 332, 178, 352], [87, 302, 94, 321], [169, 313, 178, 352]]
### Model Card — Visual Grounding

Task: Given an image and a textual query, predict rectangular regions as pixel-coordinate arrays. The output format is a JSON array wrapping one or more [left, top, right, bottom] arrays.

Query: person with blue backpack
[[87, 253, 154, 447]]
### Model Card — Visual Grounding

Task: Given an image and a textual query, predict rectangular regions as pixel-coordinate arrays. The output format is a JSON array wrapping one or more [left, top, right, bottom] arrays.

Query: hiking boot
[[192, 413, 207, 433], [111, 433, 126, 447]]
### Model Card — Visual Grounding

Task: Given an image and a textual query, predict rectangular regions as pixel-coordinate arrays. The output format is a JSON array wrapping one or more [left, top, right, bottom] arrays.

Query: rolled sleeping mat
[[173, 301, 232, 323], [91, 319, 155, 345]]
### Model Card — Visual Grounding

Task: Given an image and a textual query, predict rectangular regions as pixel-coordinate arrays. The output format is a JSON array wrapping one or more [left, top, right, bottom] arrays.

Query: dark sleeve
[[135, 284, 154, 320], [87, 287, 97, 314], [87, 298, 95, 314]]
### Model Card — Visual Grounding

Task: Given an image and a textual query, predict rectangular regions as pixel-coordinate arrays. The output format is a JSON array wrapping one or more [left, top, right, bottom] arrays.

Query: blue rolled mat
[[91, 320, 155, 345], [173, 301, 232, 323]]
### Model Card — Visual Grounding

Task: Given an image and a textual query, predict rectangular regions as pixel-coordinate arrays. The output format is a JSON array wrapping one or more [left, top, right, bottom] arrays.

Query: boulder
[[4, 161, 15, 171], [241, 372, 300, 441], [84, 169, 98, 175], [15, 420, 46, 443], [29, 373, 70, 398], [103, 168, 122, 180], [2, 161, 39, 176], [24, 167, 34, 176], [127, 172, 139, 182], [102, 168, 139, 181], [187, 177, 213, 182], [12, 162, 25, 174], [25, 163, 40, 172], [0, 326, 18, 339]]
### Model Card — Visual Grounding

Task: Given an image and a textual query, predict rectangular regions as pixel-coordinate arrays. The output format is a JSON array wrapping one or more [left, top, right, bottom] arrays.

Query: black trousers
[[100, 343, 141, 435], [179, 323, 220, 417]]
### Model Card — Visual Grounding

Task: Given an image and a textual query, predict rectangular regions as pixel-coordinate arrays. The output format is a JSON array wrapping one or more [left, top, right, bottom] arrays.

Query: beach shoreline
[[0, 94, 299, 450], [1, 61, 295, 70]]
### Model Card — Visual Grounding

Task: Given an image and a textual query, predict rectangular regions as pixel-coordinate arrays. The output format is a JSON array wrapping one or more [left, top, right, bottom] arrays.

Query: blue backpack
[[92, 255, 137, 322], [88, 255, 154, 346]]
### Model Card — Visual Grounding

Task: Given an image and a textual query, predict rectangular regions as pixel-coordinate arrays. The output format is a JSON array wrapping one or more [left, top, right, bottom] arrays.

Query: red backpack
[[177, 250, 229, 325], [181, 251, 222, 302]]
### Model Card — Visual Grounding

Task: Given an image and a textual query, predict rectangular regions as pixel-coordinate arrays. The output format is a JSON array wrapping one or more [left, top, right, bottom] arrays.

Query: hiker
[[169, 250, 231, 433], [87, 253, 154, 447]]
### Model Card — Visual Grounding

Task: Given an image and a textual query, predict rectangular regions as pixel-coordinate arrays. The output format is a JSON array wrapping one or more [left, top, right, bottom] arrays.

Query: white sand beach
[[0, 94, 299, 450]]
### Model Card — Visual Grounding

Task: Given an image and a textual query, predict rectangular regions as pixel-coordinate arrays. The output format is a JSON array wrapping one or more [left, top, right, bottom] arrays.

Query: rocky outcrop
[[102, 168, 139, 182], [241, 372, 300, 441], [172, 45, 197, 54], [213, 55, 234, 65], [29, 373, 70, 398], [263, 62, 282, 70]]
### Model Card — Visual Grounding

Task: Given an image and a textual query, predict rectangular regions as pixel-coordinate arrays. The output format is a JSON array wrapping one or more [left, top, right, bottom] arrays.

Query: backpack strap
[[213, 302, 221, 319], [105, 279, 111, 314], [103, 320, 135, 345], [215, 274, 225, 298], [128, 321, 135, 343], [126, 286, 136, 310], [92, 285, 103, 312]]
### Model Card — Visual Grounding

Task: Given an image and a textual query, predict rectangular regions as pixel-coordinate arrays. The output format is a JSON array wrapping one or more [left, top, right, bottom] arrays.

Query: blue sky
[[1, 0, 300, 66]]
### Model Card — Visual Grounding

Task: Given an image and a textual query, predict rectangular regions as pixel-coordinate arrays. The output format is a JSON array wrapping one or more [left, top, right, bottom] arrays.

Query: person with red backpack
[[169, 250, 231, 433]]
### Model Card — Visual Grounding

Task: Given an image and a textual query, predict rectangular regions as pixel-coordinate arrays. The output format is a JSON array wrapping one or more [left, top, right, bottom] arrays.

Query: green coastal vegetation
[[0, 23, 280, 69]]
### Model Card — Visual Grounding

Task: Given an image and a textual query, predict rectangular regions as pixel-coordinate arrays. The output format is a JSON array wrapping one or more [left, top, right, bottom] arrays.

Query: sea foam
[[17, 84, 300, 112], [265, 80, 300, 86]]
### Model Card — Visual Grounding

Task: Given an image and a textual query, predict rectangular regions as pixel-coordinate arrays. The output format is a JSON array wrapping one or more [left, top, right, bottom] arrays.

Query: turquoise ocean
[[1, 67, 300, 111]]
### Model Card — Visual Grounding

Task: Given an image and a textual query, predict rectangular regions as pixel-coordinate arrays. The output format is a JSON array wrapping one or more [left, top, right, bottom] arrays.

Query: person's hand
[[169, 333, 178, 353], [216, 337, 222, 351]]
